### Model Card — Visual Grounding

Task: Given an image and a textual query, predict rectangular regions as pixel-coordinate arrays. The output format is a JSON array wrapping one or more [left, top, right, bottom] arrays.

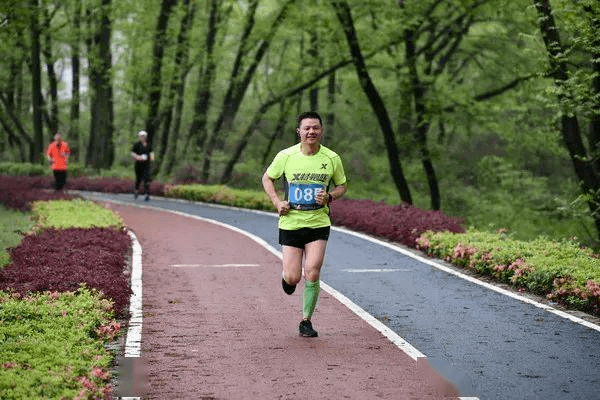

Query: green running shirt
[[266, 143, 347, 230]]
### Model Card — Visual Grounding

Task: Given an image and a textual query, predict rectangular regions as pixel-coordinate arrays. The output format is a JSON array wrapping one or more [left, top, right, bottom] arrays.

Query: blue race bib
[[288, 183, 325, 210]]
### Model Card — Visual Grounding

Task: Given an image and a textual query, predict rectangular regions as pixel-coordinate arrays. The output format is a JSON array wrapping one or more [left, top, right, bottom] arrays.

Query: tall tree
[[85, 0, 114, 169], [200, 0, 297, 182], [42, 5, 59, 135], [184, 0, 220, 168], [534, 0, 600, 238], [68, 0, 82, 160], [144, 0, 177, 149], [331, 0, 413, 204], [30, 0, 44, 162], [159, 0, 196, 175]]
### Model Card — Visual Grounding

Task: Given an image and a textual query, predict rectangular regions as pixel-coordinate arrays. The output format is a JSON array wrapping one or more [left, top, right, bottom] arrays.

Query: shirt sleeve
[[265, 151, 287, 180], [331, 155, 347, 186]]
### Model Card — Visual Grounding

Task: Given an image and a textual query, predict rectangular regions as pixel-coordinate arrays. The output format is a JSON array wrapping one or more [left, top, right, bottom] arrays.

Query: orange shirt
[[46, 140, 71, 170]]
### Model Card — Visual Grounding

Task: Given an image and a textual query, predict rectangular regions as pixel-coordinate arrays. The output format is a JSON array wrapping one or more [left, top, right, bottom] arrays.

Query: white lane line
[[342, 268, 411, 273], [125, 230, 143, 358], [172, 263, 260, 267], [320, 281, 426, 362]]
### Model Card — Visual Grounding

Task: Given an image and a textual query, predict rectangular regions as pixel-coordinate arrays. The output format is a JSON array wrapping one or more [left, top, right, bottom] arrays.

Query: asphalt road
[[81, 192, 600, 400]]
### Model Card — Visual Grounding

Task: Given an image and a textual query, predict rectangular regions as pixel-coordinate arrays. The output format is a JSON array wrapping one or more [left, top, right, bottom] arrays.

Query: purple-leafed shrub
[[0, 228, 132, 318], [0, 176, 80, 211], [330, 198, 465, 247]]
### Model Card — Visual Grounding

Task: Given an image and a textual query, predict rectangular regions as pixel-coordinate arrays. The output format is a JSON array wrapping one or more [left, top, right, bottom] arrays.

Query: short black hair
[[297, 111, 323, 128]]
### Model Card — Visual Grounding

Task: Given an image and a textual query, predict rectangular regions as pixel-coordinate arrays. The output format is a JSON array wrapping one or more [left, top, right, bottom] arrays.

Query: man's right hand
[[276, 200, 290, 216]]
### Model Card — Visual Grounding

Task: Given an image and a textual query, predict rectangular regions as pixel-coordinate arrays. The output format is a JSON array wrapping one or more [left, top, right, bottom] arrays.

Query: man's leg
[[282, 245, 303, 289], [299, 240, 327, 337], [54, 170, 66, 190], [302, 239, 327, 317], [134, 166, 142, 198], [142, 167, 151, 200]]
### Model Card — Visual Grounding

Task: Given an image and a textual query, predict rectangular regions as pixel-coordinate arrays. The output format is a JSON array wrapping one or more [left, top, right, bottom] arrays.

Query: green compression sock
[[303, 280, 321, 319]]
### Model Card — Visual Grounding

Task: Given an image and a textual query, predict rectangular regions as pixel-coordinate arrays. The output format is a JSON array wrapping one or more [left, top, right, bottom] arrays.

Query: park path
[[103, 202, 460, 399]]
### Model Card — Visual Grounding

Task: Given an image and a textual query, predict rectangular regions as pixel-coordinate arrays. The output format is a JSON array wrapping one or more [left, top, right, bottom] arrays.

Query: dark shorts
[[279, 226, 330, 249]]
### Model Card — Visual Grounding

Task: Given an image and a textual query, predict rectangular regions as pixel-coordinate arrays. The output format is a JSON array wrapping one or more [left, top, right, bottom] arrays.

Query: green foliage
[[31, 199, 124, 230], [417, 228, 600, 314], [165, 183, 273, 210], [0, 205, 34, 268], [0, 287, 117, 399], [0, 162, 48, 177]]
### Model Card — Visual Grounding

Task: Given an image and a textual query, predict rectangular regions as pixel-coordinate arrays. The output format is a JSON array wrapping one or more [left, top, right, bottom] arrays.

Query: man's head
[[296, 111, 323, 129], [54, 132, 62, 142], [296, 111, 324, 145], [138, 130, 148, 140]]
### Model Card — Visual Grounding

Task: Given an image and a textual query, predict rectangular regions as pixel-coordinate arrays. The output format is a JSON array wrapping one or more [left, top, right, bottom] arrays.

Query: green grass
[[0, 199, 125, 399], [32, 199, 124, 230], [0, 288, 116, 399], [0, 205, 35, 267]]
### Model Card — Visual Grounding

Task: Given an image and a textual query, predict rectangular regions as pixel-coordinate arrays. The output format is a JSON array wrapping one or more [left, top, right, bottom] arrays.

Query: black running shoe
[[282, 277, 296, 295], [144, 195, 150, 201], [299, 319, 318, 337]]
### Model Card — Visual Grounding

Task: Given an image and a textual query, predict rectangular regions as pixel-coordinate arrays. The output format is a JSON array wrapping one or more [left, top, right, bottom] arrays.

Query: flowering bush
[[417, 229, 600, 316]]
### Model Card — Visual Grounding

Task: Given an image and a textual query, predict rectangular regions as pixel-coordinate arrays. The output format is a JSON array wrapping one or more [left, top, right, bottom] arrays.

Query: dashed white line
[[171, 263, 260, 267]]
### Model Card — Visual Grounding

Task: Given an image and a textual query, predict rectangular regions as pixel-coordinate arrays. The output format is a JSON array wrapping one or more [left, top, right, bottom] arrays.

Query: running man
[[46, 132, 71, 190], [131, 130, 154, 201], [262, 111, 347, 337]]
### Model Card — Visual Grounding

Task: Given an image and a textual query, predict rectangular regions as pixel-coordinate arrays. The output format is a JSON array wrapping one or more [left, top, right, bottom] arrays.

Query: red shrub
[[0, 228, 132, 318], [0, 176, 79, 211], [330, 199, 465, 247]]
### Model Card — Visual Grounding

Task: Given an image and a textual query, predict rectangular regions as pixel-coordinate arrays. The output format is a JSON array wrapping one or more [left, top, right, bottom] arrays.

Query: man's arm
[[316, 183, 347, 205], [262, 172, 289, 216]]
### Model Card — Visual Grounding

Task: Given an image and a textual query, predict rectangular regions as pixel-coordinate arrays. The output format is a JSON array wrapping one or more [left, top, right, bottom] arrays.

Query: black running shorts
[[279, 226, 330, 249]]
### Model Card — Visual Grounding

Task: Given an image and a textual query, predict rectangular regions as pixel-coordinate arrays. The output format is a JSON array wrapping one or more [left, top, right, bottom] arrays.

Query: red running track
[[105, 202, 460, 399]]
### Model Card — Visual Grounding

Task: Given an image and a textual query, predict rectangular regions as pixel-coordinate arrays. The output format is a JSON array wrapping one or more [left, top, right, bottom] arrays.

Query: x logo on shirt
[[321, 163, 327, 169]]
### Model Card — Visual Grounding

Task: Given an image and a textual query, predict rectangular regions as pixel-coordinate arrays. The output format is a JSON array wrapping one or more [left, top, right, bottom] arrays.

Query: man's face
[[297, 118, 323, 145], [54, 133, 62, 143]]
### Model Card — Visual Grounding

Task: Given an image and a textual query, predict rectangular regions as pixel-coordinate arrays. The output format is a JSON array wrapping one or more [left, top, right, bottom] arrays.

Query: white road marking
[[124, 230, 143, 358], [171, 263, 260, 267], [342, 268, 411, 273]]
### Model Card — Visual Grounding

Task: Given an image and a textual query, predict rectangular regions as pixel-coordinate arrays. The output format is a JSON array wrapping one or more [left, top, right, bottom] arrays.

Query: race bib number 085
[[288, 183, 325, 208]]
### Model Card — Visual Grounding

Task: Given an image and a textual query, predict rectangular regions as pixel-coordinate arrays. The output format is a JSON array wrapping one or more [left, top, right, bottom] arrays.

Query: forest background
[[1, 0, 600, 245]]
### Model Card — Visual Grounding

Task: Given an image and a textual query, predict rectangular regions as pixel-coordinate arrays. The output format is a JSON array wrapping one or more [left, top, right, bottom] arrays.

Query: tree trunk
[[160, 0, 195, 175], [69, 0, 82, 160], [42, 8, 59, 134], [331, 0, 412, 204], [144, 0, 177, 149], [30, 0, 44, 163], [405, 28, 440, 210], [85, 0, 114, 169], [534, 0, 600, 238], [184, 0, 219, 170]]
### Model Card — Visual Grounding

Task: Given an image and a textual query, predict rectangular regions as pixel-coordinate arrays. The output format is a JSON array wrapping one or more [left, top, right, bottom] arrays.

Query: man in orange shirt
[[46, 132, 71, 190]]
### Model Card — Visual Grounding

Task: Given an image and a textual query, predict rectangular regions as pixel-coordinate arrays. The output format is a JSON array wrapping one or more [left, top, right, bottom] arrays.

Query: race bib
[[288, 183, 325, 210]]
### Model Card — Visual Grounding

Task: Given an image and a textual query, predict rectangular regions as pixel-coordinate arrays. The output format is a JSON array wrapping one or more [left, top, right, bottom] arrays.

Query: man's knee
[[304, 268, 321, 282], [284, 268, 303, 285]]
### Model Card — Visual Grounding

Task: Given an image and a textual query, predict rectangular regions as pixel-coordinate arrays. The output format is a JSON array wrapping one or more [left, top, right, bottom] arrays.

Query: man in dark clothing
[[131, 130, 154, 201]]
